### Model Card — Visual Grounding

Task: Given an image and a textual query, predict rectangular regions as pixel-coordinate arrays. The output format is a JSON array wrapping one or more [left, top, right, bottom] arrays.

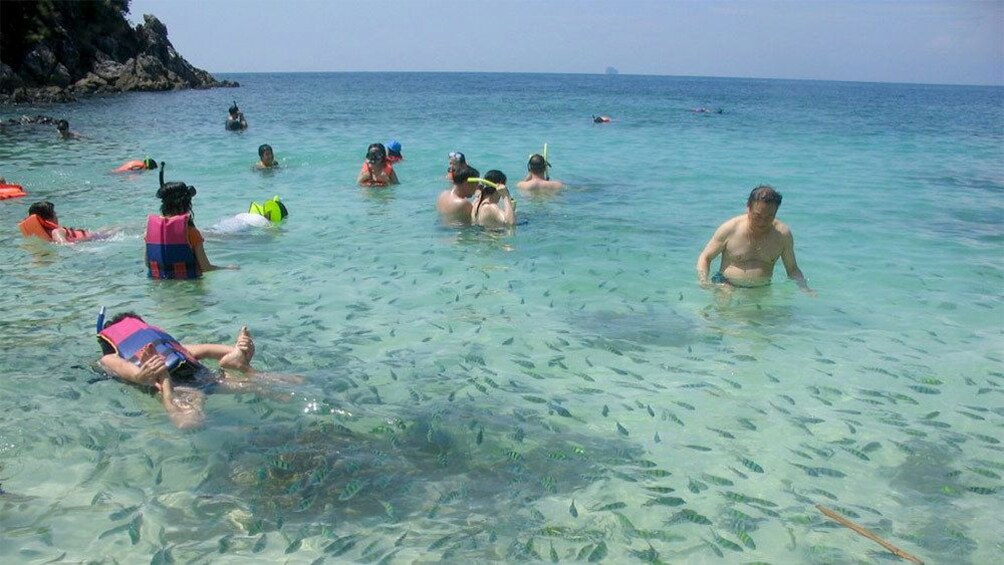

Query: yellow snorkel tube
[[467, 178, 500, 191]]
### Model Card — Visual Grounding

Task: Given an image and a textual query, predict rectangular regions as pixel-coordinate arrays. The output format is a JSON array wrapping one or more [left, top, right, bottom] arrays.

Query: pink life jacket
[[145, 214, 200, 279], [98, 316, 200, 374]]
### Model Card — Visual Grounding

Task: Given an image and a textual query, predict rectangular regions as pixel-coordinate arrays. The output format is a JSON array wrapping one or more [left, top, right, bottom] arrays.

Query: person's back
[[517, 154, 563, 194], [437, 166, 479, 225], [472, 170, 516, 229]]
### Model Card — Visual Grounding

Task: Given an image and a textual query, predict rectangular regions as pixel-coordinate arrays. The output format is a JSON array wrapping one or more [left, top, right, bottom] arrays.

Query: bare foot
[[219, 326, 254, 371]]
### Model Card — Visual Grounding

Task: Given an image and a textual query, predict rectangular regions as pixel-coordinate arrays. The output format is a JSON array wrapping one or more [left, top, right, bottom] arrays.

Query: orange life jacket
[[18, 214, 90, 242], [114, 160, 147, 172], [0, 183, 27, 200]]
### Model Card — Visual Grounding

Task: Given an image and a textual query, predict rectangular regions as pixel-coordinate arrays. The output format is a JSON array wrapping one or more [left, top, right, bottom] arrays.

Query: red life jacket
[[359, 161, 394, 186]]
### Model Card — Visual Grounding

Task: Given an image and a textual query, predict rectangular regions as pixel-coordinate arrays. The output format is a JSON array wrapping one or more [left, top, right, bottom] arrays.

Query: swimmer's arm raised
[[499, 186, 516, 226]]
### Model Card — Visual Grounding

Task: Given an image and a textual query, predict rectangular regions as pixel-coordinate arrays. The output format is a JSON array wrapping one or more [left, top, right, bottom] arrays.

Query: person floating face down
[[357, 143, 399, 187], [471, 170, 517, 229], [436, 165, 480, 225], [96, 312, 262, 430], [18, 201, 97, 243], [517, 153, 563, 194], [146, 163, 237, 279], [256, 144, 277, 169], [696, 185, 812, 294], [114, 158, 158, 173], [225, 102, 248, 131]]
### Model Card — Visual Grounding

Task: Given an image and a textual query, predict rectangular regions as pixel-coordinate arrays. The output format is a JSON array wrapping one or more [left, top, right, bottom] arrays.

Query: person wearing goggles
[[358, 143, 399, 187], [517, 153, 563, 194]]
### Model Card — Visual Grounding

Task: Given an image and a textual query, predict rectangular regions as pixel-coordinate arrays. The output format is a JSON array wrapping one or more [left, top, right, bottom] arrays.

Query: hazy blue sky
[[128, 0, 1003, 86]]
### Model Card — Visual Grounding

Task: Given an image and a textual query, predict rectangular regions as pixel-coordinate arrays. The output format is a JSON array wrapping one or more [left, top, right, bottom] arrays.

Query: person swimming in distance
[[225, 101, 248, 131], [517, 154, 563, 194], [437, 165, 480, 225], [114, 158, 158, 173], [592, 115, 611, 123], [385, 139, 404, 164], [471, 170, 516, 228], [696, 185, 812, 294], [146, 163, 237, 279], [255, 144, 277, 169], [357, 143, 399, 187], [56, 119, 80, 139]]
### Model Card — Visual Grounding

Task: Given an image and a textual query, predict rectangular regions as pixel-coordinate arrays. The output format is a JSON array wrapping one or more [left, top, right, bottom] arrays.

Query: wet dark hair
[[104, 312, 143, 330], [258, 144, 273, 158], [527, 154, 548, 174], [483, 170, 507, 186], [56, 120, 69, 131], [156, 162, 197, 217], [28, 201, 56, 221], [747, 185, 782, 207], [366, 143, 386, 161], [229, 101, 240, 116], [452, 165, 479, 186]]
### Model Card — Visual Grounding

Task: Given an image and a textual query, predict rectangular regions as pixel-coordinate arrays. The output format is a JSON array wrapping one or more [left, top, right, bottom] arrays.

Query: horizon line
[[205, 70, 1004, 89]]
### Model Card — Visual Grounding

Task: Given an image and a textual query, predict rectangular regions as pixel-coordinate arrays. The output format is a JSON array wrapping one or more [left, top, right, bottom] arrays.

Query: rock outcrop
[[0, 1, 236, 104]]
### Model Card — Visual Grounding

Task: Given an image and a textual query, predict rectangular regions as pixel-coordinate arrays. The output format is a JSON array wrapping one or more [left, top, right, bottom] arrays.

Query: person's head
[[143, 158, 158, 170], [258, 144, 274, 164], [56, 120, 69, 132], [483, 170, 507, 187], [386, 140, 402, 158], [157, 162, 197, 216], [28, 201, 56, 221], [366, 143, 387, 164], [746, 184, 782, 230], [452, 165, 479, 196], [228, 102, 240, 117], [104, 312, 143, 330], [527, 154, 549, 175], [448, 151, 466, 171]]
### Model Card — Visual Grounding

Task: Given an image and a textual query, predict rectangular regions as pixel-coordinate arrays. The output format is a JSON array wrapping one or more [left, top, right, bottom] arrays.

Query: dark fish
[[684, 444, 712, 452], [708, 427, 736, 439], [602, 405, 609, 417], [739, 457, 765, 473], [645, 486, 676, 494], [654, 431, 661, 443], [737, 418, 757, 431], [700, 473, 733, 486], [688, 478, 708, 493], [502, 337, 514, 345], [670, 509, 712, 525], [591, 501, 628, 512], [643, 496, 685, 507], [616, 422, 630, 436], [587, 541, 608, 562], [570, 500, 579, 517], [128, 514, 142, 545]]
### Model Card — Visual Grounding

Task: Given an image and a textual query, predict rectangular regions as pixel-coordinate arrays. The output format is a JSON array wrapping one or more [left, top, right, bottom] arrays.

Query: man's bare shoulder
[[716, 214, 746, 234], [772, 219, 793, 237]]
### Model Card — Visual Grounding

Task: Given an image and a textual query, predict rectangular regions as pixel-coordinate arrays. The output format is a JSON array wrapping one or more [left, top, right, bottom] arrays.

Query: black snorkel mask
[[156, 162, 197, 199]]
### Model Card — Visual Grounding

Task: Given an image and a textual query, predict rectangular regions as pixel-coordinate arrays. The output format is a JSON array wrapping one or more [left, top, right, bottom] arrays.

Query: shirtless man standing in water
[[696, 185, 812, 293]]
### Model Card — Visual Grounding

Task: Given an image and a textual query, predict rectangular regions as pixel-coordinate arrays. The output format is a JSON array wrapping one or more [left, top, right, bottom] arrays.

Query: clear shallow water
[[1, 73, 1002, 563]]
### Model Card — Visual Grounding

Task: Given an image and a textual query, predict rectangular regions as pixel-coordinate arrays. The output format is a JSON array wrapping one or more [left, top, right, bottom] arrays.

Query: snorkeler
[[114, 158, 158, 173], [436, 165, 480, 225], [255, 144, 277, 169], [446, 150, 467, 181], [146, 162, 237, 278], [225, 101, 248, 131], [592, 115, 611, 123], [517, 153, 563, 194], [471, 170, 516, 228], [696, 185, 812, 294], [18, 201, 107, 243], [96, 312, 276, 429], [357, 143, 399, 187]]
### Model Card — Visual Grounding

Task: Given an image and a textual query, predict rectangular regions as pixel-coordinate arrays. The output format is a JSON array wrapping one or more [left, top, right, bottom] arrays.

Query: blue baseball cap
[[386, 140, 402, 154]]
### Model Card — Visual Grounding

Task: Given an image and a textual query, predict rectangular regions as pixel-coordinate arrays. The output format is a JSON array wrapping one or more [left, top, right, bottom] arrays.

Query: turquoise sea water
[[1, 73, 1002, 563]]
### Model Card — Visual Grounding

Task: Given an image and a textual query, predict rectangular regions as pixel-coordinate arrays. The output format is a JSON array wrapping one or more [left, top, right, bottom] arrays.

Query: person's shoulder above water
[[517, 153, 563, 194], [358, 143, 399, 187], [225, 101, 248, 131], [255, 144, 278, 169], [437, 166, 479, 224]]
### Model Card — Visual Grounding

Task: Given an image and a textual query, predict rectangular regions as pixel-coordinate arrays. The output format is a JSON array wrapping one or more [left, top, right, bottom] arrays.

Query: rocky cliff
[[0, 0, 236, 104]]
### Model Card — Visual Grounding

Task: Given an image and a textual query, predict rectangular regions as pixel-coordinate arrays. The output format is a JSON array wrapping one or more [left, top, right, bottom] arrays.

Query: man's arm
[[696, 221, 730, 286], [779, 229, 813, 294]]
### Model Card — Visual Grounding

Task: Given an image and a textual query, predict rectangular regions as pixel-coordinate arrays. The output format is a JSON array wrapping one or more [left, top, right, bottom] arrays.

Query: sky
[[127, 0, 1004, 86]]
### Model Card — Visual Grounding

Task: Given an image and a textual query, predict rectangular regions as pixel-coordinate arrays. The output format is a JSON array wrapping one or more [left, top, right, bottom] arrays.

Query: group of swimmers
[[4, 102, 813, 429]]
